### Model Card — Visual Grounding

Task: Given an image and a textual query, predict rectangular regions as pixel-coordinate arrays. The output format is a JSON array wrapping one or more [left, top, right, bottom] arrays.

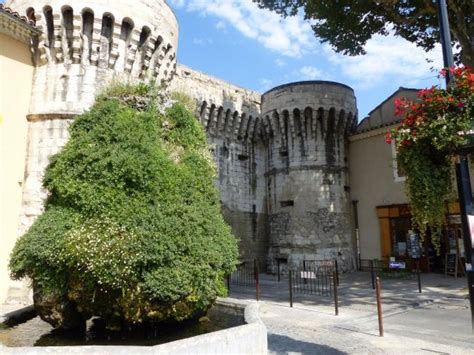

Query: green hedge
[[9, 85, 238, 327]]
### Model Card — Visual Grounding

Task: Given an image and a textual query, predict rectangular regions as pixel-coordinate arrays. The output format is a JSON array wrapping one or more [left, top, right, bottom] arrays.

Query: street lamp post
[[436, 0, 474, 332]]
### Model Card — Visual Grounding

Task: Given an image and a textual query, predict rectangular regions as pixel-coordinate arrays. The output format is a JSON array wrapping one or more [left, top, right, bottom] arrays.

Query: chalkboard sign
[[445, 253, 458, 277], [407, 233, 421, 259]]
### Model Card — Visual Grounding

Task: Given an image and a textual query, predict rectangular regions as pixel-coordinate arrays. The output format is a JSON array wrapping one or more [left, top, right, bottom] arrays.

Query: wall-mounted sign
[[407, 231, 421, 259], [389, 261, 406, 269]]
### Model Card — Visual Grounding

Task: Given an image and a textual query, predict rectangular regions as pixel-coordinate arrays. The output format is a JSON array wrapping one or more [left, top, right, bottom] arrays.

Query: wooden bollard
[[375, 276, 384, 337], [277, 258, 281, 282], [370, 260, 375, 290], [254, 259, 259, 301], [333, 271, 339, 316], [417, 260, 422, 293]]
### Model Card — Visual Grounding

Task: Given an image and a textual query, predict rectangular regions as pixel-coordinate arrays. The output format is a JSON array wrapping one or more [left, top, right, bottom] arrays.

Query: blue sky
[[169, 0, 446, 119], [2, 0, 446, 119]]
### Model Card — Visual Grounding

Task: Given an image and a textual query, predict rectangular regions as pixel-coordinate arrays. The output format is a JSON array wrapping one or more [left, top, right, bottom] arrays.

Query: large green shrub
[[9, 84, 238, 329]]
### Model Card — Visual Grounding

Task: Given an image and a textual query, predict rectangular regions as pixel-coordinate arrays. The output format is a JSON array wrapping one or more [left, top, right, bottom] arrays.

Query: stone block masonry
[[6, 0, 359, 280], [170, 64, 269, 268], [261, 82, 357, 271]]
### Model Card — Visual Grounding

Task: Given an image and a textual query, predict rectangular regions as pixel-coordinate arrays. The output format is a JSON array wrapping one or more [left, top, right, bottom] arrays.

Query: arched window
[[101, 13, 115, 50], [120, 18, 134, 42], [138, 26, 151, 49], [61, 6, 74, 60], [81, 9, 94, 62], [43, 6, 55, 59], [26, 7, 36, 24]]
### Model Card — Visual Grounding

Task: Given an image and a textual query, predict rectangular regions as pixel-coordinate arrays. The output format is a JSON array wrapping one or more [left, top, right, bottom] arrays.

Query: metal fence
[[301, 259, 339, 286], [227, 259, 260, 300], [360, 259, 422, 292], [289, 266, 339, 315]]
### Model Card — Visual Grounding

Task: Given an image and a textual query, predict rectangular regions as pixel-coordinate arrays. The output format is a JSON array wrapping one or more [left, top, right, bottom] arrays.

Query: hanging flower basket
[[386, 66, 474, 251]]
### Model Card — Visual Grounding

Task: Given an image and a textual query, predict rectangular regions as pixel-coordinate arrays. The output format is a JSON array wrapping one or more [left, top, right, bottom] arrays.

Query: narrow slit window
[[280, 200, 294, 207]]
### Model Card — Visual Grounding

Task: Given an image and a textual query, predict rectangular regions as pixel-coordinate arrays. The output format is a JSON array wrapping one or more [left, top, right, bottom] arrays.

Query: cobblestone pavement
[[227, 271, 474, 354]]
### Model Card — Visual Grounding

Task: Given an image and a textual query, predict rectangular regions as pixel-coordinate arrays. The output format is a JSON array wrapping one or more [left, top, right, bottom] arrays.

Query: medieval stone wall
[[18, 116, 72, 235], [170, 65, 269, 266]]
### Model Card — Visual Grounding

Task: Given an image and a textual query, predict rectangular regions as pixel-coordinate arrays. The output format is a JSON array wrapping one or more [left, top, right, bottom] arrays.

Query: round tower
[[261, 81, 357, 271], [7, 0, 178, 114], [5, 0, 179, 233]]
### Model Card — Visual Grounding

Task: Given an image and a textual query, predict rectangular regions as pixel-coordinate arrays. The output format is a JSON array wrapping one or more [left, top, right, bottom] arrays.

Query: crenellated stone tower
[[6, 0, 178, 234], [261, 82, 357, 270], [5, 0, 359, 282]]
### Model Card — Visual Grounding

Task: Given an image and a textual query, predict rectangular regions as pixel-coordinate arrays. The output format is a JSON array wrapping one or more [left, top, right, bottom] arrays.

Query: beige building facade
[[0, 5, 38, 304], [350, 88, 470, 273], [350, 89, 417, 261]]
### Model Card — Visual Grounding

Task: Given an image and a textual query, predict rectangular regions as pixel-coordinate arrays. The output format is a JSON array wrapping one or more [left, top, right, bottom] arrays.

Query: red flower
[[458, 102, 465, 108], [394, 98, 407, 116], [418, 88, 435, 98], [384, 132, 392, 144]]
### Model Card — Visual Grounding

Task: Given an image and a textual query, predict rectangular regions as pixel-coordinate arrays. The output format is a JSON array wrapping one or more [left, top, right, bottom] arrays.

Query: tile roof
[[0, 3, 36, 28]]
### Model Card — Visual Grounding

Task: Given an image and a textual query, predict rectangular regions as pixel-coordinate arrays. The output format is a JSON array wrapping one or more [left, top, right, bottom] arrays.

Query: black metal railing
[[302, 259, 339, 286], [288, 265, 339, 315], [227, 259, 260, 300], [360, 258, 421, 292]]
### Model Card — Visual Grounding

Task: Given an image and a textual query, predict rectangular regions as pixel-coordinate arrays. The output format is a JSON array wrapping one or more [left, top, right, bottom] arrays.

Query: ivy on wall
[[386, 67, 474, 251]]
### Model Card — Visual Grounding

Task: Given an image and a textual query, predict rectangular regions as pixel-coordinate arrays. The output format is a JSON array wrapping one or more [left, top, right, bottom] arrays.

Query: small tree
[[387, 67, 474, 250], [9, 84, 238, 329]]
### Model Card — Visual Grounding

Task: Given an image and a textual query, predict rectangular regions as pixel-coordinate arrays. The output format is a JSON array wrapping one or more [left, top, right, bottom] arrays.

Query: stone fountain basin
[[0, 299, 267, 354]]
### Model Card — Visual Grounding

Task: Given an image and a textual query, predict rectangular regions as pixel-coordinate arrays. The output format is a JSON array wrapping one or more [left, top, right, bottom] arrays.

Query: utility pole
[[436, 0, 474, 332]]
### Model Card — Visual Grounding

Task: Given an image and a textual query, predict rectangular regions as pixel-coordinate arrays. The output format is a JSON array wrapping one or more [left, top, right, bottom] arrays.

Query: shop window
[[390, 217, 411, 257]]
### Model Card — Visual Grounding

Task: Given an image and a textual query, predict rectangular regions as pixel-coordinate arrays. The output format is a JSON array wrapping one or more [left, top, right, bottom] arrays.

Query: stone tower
[[5, 0, 178, 234], [260, 82, 357, 270]]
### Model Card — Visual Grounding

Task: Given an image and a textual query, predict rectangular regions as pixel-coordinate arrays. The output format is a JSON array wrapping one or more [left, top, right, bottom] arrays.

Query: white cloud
[[259, 78, 273, 92], [172, 0, 315, 58], [192, 38, 214, 46], [326, 33, 443, 89], [275, 58, 286, 67], [300, 66, 324, 80], [215, 20, 226, 30], [171, 2, 444, 89]]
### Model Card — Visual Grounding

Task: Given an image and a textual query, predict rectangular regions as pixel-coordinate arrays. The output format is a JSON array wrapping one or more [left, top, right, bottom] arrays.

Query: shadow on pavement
[[268, 333, 347, 355]]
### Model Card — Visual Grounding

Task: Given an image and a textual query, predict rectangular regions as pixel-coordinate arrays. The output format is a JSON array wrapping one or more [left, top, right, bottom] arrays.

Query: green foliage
[[254, 0, 473, 67], [170, 91, 198, 114], [389, 67, 474, 252], [9, 83, 238, 326]]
